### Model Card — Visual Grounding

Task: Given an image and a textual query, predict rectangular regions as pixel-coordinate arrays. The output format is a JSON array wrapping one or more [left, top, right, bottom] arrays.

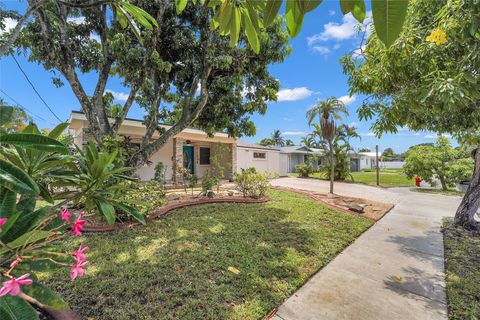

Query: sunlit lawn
[[42, 189, 372, 320], [308, 168, 414, 188]]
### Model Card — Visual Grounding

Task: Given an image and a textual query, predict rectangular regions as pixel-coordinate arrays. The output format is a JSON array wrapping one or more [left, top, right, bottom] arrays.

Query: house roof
[[236, 140, 280, 151], [279, 146, 323, 155]]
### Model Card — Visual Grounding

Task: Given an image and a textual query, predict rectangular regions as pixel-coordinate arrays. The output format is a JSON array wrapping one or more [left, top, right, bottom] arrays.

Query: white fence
[[381, 161, 405, 169]]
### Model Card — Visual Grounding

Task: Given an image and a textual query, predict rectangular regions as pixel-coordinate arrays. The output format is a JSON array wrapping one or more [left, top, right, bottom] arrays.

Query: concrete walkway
[[270, 177, 462, 320]]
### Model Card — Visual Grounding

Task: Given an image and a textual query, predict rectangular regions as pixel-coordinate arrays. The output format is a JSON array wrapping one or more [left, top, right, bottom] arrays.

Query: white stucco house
[[278, 146, 324, 174], [349, 151, 383, 172]]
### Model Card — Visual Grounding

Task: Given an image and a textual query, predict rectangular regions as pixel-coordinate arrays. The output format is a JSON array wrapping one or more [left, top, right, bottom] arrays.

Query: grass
[[411, 188, 465, 197], [443, 222, 480, 320], [42, 189, 372, 320], [307, 168, 414, 188]]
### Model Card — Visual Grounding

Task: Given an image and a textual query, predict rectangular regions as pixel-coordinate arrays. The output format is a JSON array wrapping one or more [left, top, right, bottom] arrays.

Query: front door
[[183, 146, 194, 174]]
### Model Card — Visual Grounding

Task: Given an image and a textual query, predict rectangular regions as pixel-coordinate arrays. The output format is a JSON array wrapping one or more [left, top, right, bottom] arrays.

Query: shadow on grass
[[43, 190, 371, 320]]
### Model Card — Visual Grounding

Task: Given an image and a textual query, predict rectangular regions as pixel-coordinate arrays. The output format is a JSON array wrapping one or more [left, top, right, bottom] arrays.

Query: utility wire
[[11, 56, 63, 122], [0, 88, 57, 125]]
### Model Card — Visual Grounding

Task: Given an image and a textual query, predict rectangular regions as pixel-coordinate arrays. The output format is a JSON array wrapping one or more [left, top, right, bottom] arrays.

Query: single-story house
[[349, 151, 382, 172], [236, 141, 281, 174], [278, 146, 324, 174], [69, 111, 237, 182]]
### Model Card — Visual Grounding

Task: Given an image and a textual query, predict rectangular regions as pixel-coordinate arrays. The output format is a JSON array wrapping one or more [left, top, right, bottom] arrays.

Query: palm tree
[[300, 135, 315, 148], [338, 124, 360, 150], [271, 129, 285, 147], [285, 139, 295, 146], [306, 97, 349, 126], [307, 97, 348, 194]]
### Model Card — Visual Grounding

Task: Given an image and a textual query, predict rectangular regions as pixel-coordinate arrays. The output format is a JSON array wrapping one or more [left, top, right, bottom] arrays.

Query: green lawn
[[443, 222, 480, 320], [308, 169, 414, 188], [411, 188, 465, 197], [42, 189, 372, 320]]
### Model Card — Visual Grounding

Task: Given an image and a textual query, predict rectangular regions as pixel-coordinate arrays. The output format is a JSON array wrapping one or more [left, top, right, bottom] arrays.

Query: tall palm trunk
[[329, 140, 334, 194]]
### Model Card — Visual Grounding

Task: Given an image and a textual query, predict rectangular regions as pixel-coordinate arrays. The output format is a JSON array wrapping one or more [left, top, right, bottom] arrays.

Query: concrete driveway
[[270, 177, 462, 320]]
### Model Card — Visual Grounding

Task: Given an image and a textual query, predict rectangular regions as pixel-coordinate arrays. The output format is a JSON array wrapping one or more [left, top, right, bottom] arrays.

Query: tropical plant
[[300, 135, 315, 148], [233, 168, 269, 199], [358, 148, 371, 152], [257, 138, 276, 146], [188, 175, 198, 195], [154, 162, 167, 185], [271, 130, 285, 147], [285, 139, 295, 146], [307, 97, 349, 125], [295, 163, 313, 178], [0, 100, 28, 133], [118, 181, 166, 216]]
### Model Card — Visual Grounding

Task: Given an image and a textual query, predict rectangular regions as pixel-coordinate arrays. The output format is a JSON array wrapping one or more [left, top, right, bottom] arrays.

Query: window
[[199, 147, 210, 165], [253, 152, 266, 159]]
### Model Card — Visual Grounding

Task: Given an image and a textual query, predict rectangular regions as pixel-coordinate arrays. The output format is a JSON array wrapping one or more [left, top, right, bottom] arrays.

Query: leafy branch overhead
[[175, 0, 410, 53]]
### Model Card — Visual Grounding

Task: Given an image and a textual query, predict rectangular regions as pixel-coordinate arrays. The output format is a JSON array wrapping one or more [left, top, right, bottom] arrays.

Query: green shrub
[[154, 162, 168, 184], [202, 169, 219, 191], [295, 163, 313, 178], [119, 181, 166, 217], [233, 168, 270, 198]]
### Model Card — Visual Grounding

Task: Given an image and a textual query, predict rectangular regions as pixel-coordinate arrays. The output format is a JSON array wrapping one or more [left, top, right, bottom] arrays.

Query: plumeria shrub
[[233, 168, 271, 199], [0, 117, 143, 318]]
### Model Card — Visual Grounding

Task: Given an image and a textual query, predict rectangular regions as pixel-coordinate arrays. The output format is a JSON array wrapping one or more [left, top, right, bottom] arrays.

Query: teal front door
[[182, 146, 194, 174]]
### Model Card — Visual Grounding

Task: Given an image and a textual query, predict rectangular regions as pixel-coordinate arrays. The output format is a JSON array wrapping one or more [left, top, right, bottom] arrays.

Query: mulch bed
[[270, 186, 394, 221], [83, 196, 270, 232]]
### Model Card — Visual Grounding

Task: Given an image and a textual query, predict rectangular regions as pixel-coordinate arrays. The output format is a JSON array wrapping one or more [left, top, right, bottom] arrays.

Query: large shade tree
[[13, 0, 289, 167], [342, 0, 480, 230]]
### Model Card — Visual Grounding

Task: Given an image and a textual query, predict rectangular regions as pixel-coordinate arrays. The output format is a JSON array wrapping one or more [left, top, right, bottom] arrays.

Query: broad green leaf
[[229, 6, 241, 47], [39, 184, 54, 204], [371, 0, 409, 47], [0, 230, 54, 254], [96, 200, 116, 225], [286, 0, 304, 38], [340, 0, 355, 14], [0, 295, 39, 320], [121, 2, 155, 30], [115, 4, 128, 28], [0, 133, 68, 154], [115, 202, 146, 225], [47, 123, 69, 139], [175, 0, 189, 14], [298, 0, 322, 13], [0, 189, 16, 216], [2, 206, 52, 243], [0, 159, 40, 195], [242, 9, 260, 54], [0, 105, 14, 127], [263, 0, 282, 27], [352, 0, 366, 23], [22, 283, 70, 311]]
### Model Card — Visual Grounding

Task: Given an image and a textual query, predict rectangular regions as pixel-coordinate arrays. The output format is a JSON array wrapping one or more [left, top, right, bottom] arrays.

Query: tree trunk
[[329, 140, 334, 194], [439, 175, 448, 191], [454, 147, 480, 231]]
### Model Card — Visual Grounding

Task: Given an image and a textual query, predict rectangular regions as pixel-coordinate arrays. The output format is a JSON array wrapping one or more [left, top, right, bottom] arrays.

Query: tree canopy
[[342, 0, 480, 139]]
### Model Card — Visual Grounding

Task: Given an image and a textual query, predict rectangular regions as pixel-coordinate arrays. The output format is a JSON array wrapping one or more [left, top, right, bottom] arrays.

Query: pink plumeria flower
[[9, 257, 23, 269], [72, 213, 86, 237], [60, 207, 72, 222], [0, 274, 33, 296], [70, 260, 88, 281], [72, 244, 89, 262], [0, 218, 7, 226]]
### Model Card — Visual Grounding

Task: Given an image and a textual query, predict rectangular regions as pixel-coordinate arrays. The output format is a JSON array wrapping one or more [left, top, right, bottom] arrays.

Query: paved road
[[270, 177, 462, 320]]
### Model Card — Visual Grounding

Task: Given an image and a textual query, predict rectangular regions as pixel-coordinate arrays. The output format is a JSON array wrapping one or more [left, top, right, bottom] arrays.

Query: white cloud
[[425, 133, 451, 139], [333, 43, 342, 50], [360, 132, 376, 137], [338, 94, 356, 105], [312, 46, 331, 55], [328, 10, 336, 16], [281, 131, 306, 137], [106, 89, 129, 102], [307, 11, 372, 46], [0, 18, 17, 35], [283, 117, 294, 121], [277, 87, 313, 102]]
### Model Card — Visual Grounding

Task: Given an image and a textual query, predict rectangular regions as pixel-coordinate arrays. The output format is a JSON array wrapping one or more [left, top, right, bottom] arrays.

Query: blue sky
[[0, 1, 447, 153]]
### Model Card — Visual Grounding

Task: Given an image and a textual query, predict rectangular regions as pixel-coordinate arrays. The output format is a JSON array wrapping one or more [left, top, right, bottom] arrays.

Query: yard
[[41, 189, 372, 320], [308, 169, 414, 188]]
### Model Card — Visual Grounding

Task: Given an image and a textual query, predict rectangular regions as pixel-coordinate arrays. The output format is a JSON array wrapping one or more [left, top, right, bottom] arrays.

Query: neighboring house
[[236, 141, 281, 174], [349, 151, 383, 172], [278, 146, 324, 174], [69, 111, 237, 182]]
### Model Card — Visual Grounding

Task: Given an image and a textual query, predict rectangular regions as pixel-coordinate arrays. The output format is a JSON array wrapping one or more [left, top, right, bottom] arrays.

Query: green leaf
[[263, 0, 282, 27], [298, 0, 322, 13], [0, 134, 68, 154], [115, 202, 146, 225], [229, 6, 241, 47], [352, 0, 366, 23], [0, 159, 39, 195], [47, 123, 69, 139], [0, 295, 39, 320], [371, 0, 409, 47], [96, 200, 116, 225], [0, 189, 17, 216], [0, 105, 14, 127], [242, 9, 260, 54], [286, 0, 304, 38], [340, 0, 355, 14], [0, 230, 54, 254], [39, 184, 54, 204], [22, 283, 70, 311], [175, 0, 189, 14]]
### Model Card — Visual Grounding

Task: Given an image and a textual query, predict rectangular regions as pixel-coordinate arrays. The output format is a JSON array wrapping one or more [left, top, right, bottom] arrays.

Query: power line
[[0, 88, 57, 125], [11, 56, 63, 122]]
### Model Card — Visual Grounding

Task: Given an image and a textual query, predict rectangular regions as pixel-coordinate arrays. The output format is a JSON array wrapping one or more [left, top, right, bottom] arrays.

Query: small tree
[[403, 137, 472, 190]]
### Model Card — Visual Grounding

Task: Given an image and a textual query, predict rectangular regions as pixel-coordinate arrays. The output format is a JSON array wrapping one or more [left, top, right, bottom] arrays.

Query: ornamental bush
[[233, 168, 270, 199], [119, 181, 166, 217], [295, 163, 313, 178]]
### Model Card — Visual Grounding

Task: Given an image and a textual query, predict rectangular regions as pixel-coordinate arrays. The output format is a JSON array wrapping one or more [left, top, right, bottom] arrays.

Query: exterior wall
[[279, 153, 289, 176], [382, 161, 404, 169], [134, 139, 174, 181], [236, 147, 280, 174], [288, 153, 304, 173]]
